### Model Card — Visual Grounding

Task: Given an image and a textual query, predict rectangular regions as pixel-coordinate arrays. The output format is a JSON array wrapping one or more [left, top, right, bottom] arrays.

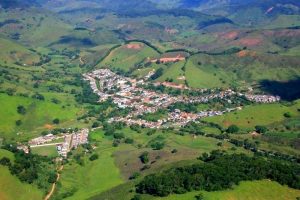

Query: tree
[[125, 138, 134, 144], [48, 172, 57, 183], [284, 112, 292, 118], [17, 105, 26, 115], [171, 149, 178, 154], [195, 193, 204, 200], [15, 120, 22, 126], [226, 125, 239, 133], [32, 93, 45, 101], [140, 152, 149, 164], [53, 118, 60, 124], [0, 157, 11, 166], [89, 154, 99, 161], [131, 195, 141, 200], [92, 121, 100, 128], [113, 132, 125, 139], [150, 68, 164, 80], [255, 125, 268, 134], [129, 172, 141, 180]]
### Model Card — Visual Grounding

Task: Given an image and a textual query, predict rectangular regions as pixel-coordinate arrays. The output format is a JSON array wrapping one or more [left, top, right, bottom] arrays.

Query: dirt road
[[44, 165, 64, 200]]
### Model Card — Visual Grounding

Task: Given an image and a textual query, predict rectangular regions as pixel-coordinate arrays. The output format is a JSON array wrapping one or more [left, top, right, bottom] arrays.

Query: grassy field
[[31, 145, 58, 157], [98, 42, 160, 72], [204, 101, 300, 129], [185, 57, 233, 89], [0, 93, 81, 140], [151, 180, 300, 200], [90, 128, 245, 181], [157, 61, 186, 84], [0, 149, 44, 200], [0, 37, 40, 66], [58, 127, 247, 199], [54, 133, 123, 200]]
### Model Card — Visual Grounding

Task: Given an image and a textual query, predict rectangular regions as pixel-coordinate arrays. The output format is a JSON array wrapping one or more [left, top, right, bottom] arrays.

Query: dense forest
[[136, 151, 300, 196]]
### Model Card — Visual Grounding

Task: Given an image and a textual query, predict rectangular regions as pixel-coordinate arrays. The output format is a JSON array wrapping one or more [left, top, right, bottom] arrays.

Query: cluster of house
[[154, 81, 189, 90], [109, 117, 164, 129], [57, 128, 89, 157], [25, 128, 89, 157], [245, 94, 281, 103], [111, 107, 242, 128], [29, 134, 63, 146], [84, 68, 281, 128]]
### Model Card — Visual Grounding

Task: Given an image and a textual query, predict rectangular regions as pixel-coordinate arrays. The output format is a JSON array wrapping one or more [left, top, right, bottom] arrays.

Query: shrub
[[92, 121, 100, 128], [140, 152, 149, 164], [17, 105, 26, 115], [284, 112, 292, 118], [0, 157, 11, 166], [125, 138, 134, 144], [89, 154, 99, 161], [255, 125, 268, 134], [226, 125, 239, 133], [15, 120, 22, 126], [129, 172, 141, 180], [171, 149, 178, 154], [113, 132, 125, 139], [53, 118, 60, 124]]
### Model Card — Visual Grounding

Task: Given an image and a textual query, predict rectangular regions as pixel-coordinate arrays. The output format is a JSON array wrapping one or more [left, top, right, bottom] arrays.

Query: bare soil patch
[[44, 124, 54, 130], [151, 54, 185, 63], [236, 37, 263, 47], [236, 50, 257, 58], [126, 43, 143, 50], [221, 31, 239, 40]]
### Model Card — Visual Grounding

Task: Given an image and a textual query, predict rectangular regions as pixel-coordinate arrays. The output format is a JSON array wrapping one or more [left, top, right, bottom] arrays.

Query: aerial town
[[83, 69, 280, 128]]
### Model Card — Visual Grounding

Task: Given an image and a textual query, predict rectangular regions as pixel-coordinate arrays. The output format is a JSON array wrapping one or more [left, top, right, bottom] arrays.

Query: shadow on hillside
[[259, 78, 300, 101]]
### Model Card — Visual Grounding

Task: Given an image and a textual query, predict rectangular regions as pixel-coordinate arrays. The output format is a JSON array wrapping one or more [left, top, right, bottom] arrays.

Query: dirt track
[[44, 165, 64, 200]]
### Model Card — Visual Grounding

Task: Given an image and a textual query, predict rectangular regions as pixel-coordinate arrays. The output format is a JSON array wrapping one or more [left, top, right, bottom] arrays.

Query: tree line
[[136, 151, 300, 197]]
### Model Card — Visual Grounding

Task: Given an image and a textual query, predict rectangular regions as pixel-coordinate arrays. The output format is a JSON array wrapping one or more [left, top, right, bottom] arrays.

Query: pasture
[[0, 93, 81, 140], [204, 101, 300, 129]]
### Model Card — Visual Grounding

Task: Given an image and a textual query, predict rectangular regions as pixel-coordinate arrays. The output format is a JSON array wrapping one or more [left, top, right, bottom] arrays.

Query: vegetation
[[136, 151, 300, 197], [0, 1, 300, 199]]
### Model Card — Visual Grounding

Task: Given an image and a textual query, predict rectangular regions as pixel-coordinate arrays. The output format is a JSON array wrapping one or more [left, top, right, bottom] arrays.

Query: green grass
[[98, 42, 160, 72], [0, 37, 40, 66], [55, 142, 123, 200], [281, 45, 300, 56], [185, 58, 232, 89], [266, 15, 300, 29], [157, 61, 186, 84], [0, 149, 43, 200], [204, 101, 300, 129], [31, 145, 58, 157], [0, 93, 81, 140], [152, 180, 300, 200]]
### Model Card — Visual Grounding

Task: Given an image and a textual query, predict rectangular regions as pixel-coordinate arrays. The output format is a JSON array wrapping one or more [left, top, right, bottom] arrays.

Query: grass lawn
[[152, 180, 300, 200], [204, 102, 300, 129]]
